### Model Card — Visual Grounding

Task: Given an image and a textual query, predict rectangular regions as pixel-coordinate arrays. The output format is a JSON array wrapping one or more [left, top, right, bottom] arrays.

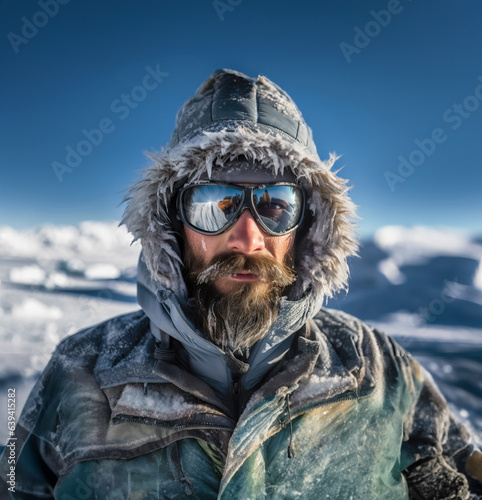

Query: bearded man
[[1, 69, 481, 499]]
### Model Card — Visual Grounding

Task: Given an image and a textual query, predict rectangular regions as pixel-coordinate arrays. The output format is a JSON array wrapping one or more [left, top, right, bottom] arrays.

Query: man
[[1, 69, 481, 499]]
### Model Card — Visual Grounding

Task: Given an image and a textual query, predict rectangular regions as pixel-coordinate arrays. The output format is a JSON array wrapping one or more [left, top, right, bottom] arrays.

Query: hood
[[122, 68, 358, 305]]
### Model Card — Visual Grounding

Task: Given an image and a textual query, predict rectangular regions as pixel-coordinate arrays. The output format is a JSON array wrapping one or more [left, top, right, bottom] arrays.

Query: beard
[[183, 248, 296, 354]]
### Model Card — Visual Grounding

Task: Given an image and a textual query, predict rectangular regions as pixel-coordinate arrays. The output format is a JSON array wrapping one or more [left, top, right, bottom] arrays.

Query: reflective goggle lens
[[182, 185, 242, 233], [253, 185, 301, 234], [180, 184, 304, 235]]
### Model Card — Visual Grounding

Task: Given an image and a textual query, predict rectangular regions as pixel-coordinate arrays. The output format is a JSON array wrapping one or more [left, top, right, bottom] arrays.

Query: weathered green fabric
[[1, 308, 479, 499]]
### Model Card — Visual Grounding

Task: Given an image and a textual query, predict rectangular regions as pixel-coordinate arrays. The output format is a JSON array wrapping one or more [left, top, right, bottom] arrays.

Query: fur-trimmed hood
[[122, 69, 358, 305]]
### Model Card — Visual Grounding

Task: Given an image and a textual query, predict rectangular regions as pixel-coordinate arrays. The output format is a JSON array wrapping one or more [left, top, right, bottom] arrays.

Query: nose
[[226, 209, 265, 254]]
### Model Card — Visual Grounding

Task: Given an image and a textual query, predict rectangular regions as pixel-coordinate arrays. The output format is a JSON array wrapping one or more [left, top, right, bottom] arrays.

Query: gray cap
[[205, 158, 296, 183], [170, 69, 317, 156]]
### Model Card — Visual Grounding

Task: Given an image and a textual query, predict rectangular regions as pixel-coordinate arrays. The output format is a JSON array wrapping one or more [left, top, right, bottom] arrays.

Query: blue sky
[[1, 0, 481, 237]]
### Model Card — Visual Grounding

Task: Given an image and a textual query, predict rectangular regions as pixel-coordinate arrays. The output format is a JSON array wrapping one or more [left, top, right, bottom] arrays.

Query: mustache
[[190, 253, 296, 288]]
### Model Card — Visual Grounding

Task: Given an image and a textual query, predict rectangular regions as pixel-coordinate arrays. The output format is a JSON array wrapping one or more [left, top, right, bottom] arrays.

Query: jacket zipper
[[232, 376, 241, 417], [112, 414, 235, 431]]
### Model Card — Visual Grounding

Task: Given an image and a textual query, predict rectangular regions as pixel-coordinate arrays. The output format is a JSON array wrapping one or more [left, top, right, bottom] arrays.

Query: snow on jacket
[[1, 307, 481, 498], [1, 69, 482, 498]]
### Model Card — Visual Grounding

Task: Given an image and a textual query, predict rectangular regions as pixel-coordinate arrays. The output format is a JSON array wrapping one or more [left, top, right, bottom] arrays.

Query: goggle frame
[[177, 182, 306, 236]]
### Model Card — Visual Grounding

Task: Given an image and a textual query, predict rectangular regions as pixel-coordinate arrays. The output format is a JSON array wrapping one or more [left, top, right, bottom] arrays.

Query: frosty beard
[[184, 250, 296, 353]]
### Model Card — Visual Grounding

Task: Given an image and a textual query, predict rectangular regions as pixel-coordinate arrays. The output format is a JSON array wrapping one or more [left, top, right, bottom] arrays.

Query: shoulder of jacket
[[313, 307, 412, 362], [54, 309, 148, 361], [13, 311, 147, 442], [314, 307, 363, 331]]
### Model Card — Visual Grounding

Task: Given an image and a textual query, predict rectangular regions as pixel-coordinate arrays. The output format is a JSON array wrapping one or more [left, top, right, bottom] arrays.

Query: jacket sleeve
[[0, 355, 59, 499], [399, 354, 482, 499]]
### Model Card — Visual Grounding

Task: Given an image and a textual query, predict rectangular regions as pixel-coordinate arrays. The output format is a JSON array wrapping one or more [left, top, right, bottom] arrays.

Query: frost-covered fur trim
[[121, 126, 358, 301]]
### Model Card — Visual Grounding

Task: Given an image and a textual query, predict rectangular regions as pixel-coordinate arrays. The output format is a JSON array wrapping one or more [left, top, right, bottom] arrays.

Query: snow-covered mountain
[[0, 222, 481, 446]]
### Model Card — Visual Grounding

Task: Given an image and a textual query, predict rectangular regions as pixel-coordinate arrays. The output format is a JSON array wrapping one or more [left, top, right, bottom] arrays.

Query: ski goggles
[[177, 182, 305, 236]]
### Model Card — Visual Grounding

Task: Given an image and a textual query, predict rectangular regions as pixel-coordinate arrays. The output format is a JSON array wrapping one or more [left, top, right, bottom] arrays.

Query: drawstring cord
[[287, 393, 295, 459], [154, 329, 176, 362], [146, 329, 176, 397]]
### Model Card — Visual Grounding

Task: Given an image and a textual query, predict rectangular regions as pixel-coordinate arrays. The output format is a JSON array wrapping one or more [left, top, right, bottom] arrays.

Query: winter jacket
[[2, 68, 482, 498], [1, 304, 481, 499]]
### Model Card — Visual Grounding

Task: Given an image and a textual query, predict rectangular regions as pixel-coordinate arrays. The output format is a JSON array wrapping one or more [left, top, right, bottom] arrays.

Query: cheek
[[184, 227, 221, 265], [267, 233, 296, 261]]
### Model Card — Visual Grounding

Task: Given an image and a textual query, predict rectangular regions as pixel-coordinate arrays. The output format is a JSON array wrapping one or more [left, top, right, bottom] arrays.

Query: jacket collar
[[95, 260, 374, 436], [136, 255, 324, 409], [95, 308, 374, 429]]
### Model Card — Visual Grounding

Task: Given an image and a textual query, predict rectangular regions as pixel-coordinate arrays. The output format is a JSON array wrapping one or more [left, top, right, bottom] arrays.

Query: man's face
[[181, 182, 298, 352], [183, 209, 296, 295]]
